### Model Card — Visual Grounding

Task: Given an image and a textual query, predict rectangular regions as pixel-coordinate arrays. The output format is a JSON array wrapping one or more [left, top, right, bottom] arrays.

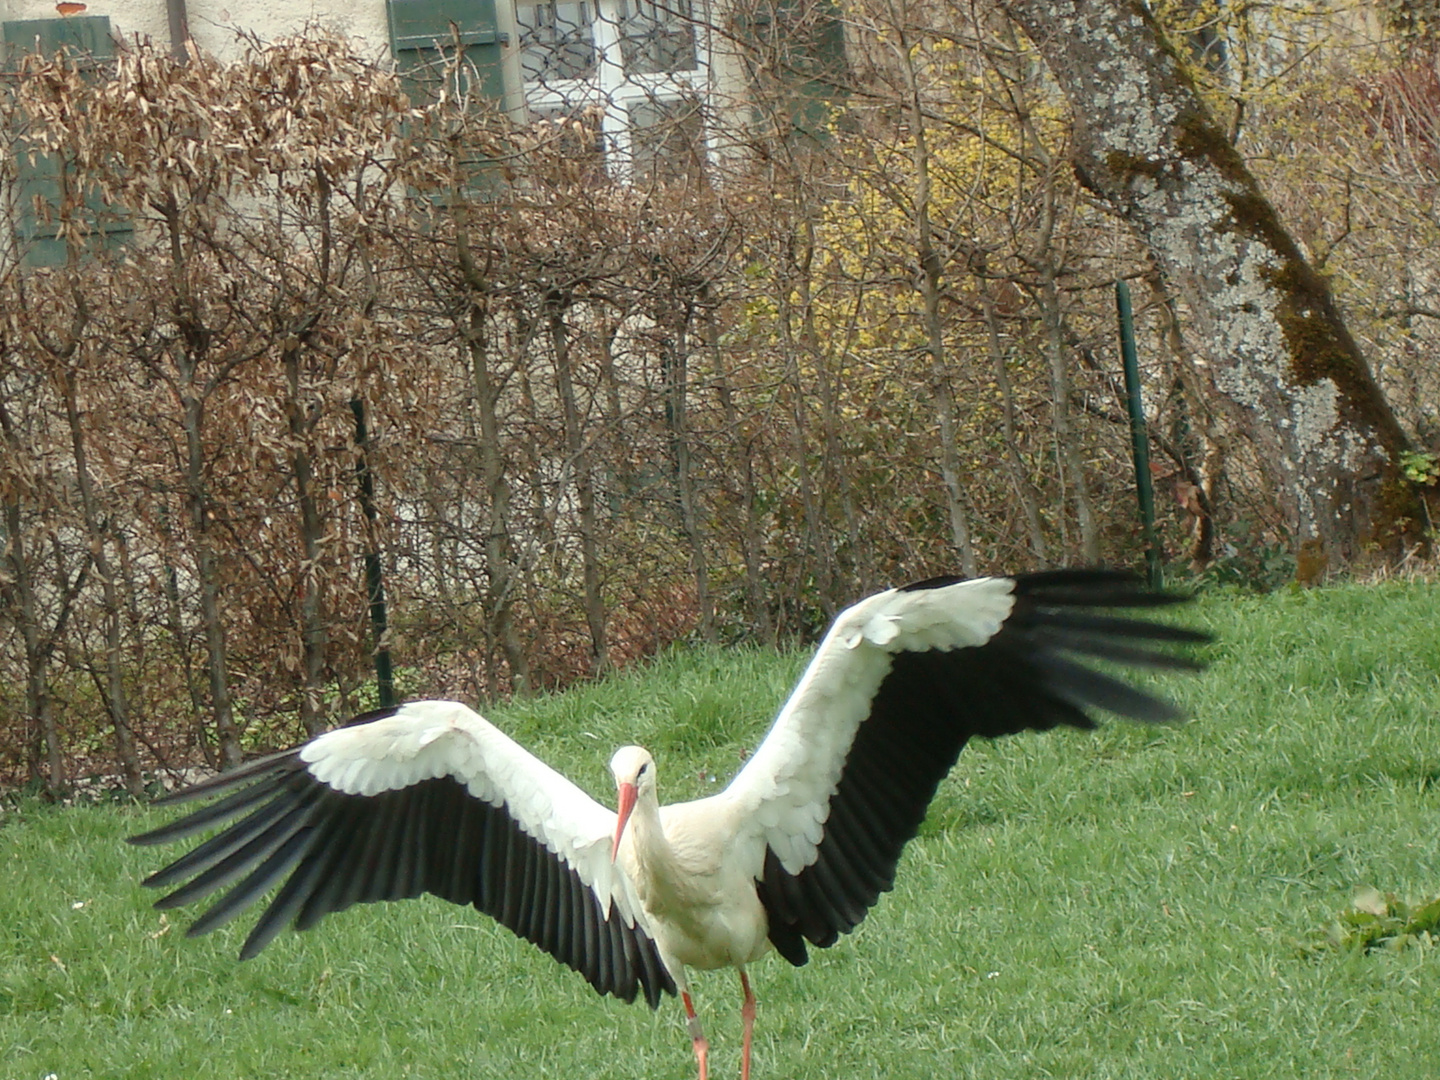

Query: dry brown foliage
[[1, 12, 1434, 792]]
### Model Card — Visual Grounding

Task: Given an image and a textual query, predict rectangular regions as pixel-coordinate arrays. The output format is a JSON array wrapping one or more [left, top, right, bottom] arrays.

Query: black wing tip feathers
[[899, 573, 968, 592], [898, 567, 1214, 651], [1014, 567, 1183, 603], [132, 706, 409, 826], [140, 751, 292, 810], [901, 565, 1208, 608], [899, 567, 1148, 591], [1013, 571, 1214, 635], [1014, 568, 1215, 676], [341, 703, 406, 728], [973, 567, 1212, 727]]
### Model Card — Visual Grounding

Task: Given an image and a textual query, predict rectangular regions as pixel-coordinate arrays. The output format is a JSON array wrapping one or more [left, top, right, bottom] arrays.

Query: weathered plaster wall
[[1, 0, 391, 61]]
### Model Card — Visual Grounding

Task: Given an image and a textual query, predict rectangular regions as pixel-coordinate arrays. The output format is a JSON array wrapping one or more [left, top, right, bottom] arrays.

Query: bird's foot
[[690, 1031, 709, 1080]]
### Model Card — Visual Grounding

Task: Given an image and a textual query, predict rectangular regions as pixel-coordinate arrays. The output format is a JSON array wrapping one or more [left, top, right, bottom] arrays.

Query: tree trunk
[[1002, 0, 1419, 560], [467, 314, 531, 696], [717, 373, 775, 645], [980, 284, 1050, 564], [159, 186, 240, 767], [789, 213, 862, 592], [283, 344, 329, 738], [1036, 255, 1100, 562], [456, 283, 531, 693], [350, 397, 396, 710], [548, 292, 609, 674], [2, 498, 63, 794], [155, 499, 213, 768], [0, 397, 82, 795], [775, 214, 837, 618], [60, 367, 143, 794], [662, 293, 715, 642], [181, 387, 241, 767], [894, 12, 978, 576]]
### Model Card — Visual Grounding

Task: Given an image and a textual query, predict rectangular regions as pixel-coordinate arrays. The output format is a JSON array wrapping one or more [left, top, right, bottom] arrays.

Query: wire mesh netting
[[516, 0, 707, 183]]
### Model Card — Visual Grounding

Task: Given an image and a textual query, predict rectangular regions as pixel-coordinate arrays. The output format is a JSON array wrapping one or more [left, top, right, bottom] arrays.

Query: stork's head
[[609, 745, 655, 862]]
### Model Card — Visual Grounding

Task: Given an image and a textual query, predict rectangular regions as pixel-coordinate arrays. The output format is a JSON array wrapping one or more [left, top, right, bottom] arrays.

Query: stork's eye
[[637, 763, 648, 778]]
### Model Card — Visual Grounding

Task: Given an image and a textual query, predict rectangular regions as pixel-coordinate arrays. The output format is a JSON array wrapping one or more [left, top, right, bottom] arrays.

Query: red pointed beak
[[612, 781, 637, 863]]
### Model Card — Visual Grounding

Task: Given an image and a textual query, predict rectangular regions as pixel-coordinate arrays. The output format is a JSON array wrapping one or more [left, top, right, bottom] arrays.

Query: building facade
[[2, 0, 841, 186]]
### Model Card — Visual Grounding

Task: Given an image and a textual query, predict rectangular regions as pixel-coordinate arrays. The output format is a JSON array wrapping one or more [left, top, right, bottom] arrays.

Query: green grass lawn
[[3, 581, 1438, 1079]]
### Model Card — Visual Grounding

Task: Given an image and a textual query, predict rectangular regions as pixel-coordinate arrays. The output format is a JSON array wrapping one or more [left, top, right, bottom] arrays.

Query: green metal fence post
[[351, 397, 397, 709], [1116, 280, 1163, 590]]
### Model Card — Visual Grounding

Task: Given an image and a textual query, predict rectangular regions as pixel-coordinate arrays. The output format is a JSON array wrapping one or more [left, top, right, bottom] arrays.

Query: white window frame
[[514, 0, 713, 182]]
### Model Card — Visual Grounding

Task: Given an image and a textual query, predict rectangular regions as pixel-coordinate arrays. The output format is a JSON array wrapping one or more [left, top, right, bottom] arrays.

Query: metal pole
[[1115, 280, 1162, 589], [165, 0, 191, 62], [351, 397, 396, 708]]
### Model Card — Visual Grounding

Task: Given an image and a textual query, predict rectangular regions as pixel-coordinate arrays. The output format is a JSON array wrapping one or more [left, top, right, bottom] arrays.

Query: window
[[385, 0, 846, 185], [732, 0, 848, 144], [628, 93, 705, 183], [387, 0, 511, 199], [616, 0, 698, 75], [516, 0, 710, 182], [518, 1, 596, 83]]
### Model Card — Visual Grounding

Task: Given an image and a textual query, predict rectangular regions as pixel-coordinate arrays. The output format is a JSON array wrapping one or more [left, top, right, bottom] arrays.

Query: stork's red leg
[[682, 990, 709, 1080], [739, 969, 756, 1080]]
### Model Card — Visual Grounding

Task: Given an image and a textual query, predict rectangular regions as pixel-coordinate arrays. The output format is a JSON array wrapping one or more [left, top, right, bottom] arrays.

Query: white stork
[[130, 569, 1207, 1079]]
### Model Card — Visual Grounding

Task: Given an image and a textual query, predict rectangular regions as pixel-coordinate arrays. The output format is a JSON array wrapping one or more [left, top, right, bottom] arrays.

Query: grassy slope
[[2, 582, 1437, 1079]]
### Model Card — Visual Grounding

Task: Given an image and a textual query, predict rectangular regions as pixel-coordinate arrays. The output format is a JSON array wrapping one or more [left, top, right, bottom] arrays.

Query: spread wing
[[720, 569, 1208, 965], [129, 701, 676, 1007]]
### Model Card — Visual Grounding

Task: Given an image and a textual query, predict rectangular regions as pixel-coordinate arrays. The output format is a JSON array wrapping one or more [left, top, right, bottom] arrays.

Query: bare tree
[[56, 354, 143, 793], [548, 286, 610, 671], [0, 390, 90, 793]]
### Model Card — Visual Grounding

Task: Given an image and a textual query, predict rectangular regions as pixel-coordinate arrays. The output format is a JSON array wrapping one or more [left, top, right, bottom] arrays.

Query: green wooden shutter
[[388, 0, 510, 199], [4, 16, 131, 268], [736, 0, 848, 143], [387, 0, 506, 106], [3, 14, 113, 57]]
